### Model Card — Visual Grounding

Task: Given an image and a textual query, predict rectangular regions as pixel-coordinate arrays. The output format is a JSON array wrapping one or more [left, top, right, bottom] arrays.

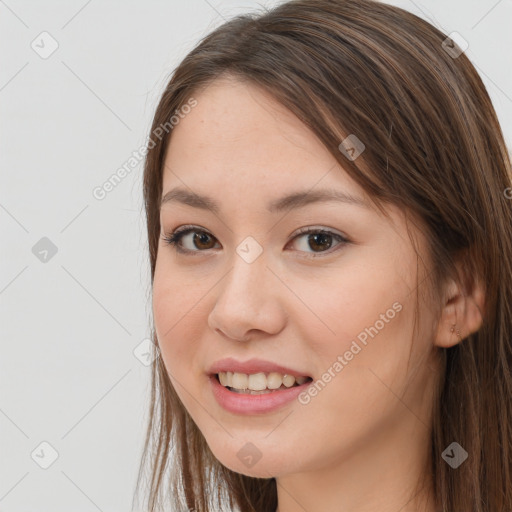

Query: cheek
[[152, 272, 212, 422], [289, 249, 419, 428], [292, 256, 410, 360], [152, 259, 205, 373], [289, 295, 415, 467]]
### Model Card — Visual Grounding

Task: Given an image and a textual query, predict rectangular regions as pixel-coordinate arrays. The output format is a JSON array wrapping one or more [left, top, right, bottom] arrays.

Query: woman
[[134, 0, 512, 511]]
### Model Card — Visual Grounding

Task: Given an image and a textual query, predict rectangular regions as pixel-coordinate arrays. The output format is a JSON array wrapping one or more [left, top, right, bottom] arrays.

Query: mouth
[[214, 371, 313, 395], [209, 371, 313, 414], [207, 358, 314, 414]]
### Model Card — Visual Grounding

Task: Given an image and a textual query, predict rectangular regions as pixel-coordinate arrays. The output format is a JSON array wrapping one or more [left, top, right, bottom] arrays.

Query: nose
[[207, 251, 287, 342]]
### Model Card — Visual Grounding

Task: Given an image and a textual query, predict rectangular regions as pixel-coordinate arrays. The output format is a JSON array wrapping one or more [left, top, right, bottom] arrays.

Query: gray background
[[1, 0, 511, 510]]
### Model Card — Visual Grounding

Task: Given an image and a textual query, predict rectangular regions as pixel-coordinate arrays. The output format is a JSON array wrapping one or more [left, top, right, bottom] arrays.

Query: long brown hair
[[133, 1, 512, 510]]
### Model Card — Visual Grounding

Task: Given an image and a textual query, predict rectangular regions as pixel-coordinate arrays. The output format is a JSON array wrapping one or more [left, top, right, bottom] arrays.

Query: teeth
[[217, 371, 310, 391], [248, 372, 267, 391], [267, 372, 283, 389], [231, 372, 248, 389], [282, 374, 295, 387], [218, 372, 228, 386]]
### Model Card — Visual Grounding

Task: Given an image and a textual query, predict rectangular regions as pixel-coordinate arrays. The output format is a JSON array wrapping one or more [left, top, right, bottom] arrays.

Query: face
[[152, 76, 439, 479]]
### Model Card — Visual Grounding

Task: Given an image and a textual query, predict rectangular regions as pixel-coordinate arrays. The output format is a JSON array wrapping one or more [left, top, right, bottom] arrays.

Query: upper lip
[[207, 357, 311, 378]]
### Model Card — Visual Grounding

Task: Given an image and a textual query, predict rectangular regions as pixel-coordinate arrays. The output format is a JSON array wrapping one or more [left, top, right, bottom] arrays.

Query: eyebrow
[[160, 186, 370, 214]]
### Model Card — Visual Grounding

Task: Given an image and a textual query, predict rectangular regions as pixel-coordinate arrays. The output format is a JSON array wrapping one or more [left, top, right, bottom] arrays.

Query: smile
[[207, 357, 313, 414], [217, 371, 311, 394]]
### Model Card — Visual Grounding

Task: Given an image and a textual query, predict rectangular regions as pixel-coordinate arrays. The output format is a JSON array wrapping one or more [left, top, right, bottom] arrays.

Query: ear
[[434, 273, 485, 348]]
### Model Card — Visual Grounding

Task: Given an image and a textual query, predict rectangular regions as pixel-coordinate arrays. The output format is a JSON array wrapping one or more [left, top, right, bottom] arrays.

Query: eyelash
[[161, 224, 350, 259]]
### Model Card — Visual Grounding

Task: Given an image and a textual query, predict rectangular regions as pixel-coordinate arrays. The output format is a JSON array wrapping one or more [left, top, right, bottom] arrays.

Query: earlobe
[[434, 276, 485, 348]]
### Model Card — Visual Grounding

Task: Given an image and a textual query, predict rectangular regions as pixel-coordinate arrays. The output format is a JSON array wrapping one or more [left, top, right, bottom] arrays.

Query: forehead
[[162, 77, 365, 203]]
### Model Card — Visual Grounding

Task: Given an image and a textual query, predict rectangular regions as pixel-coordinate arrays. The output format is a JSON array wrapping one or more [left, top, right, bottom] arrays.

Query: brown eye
[[191, 231, 217, 250], [162, 227, 220, 254], [306, 232, 333, 251], [289, 228, 349, 258], [163, 225, 349, 258]]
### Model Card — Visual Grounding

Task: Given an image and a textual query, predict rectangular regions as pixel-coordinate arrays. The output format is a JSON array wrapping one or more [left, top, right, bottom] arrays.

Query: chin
[[205, 438, 297, 478], [216, 456, 281, 478]]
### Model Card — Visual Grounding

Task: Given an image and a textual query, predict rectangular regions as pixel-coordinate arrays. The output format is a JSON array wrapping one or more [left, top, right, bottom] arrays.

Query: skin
[[152, 76, 484, 512]]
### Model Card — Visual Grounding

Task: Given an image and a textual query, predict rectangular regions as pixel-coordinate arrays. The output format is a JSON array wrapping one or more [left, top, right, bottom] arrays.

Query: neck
[[274, 416, 436, 512]]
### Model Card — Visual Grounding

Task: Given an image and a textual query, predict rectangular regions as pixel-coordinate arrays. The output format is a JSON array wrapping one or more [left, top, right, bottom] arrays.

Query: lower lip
[[209, 374, 311, 414]]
